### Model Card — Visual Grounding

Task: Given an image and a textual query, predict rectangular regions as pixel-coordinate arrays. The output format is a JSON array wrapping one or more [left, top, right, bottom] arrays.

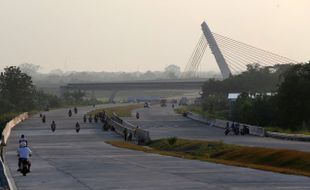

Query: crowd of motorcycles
[[39, 106, 108, 133], [18, 106, 109, 176], [224, 122, 249, 136]]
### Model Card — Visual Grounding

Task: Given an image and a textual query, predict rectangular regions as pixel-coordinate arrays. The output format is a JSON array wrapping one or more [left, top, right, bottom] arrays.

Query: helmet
[[20, 141, 27, 147], [21, 134, 25, 138]]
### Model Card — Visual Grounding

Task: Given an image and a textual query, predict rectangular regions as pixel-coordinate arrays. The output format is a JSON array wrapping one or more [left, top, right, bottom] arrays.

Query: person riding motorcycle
[[136, 112, 140, 119], [42, 114, 46, 123], [75, 122, 80, 133], [19, 134, 28, 147], [88, 115, 93, 123], [17, 141, 32, 172], [68, 109, 72, 117], [51, 120, 56, 132], [74, 107, 78, 114], [83, 115, 87, 123]]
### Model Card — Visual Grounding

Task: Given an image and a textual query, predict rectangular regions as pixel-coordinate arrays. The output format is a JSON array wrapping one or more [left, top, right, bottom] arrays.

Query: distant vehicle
[[144, 102, 150, 108], [160, 99, 167, 107], [179, 97, 188, 106], [171, 99, 177, 104], [44, 106, 49, 111]]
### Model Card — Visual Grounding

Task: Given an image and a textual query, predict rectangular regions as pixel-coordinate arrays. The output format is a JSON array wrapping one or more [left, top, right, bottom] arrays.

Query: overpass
[[60, 79, 206, 91], [60, 79, 206, 102]]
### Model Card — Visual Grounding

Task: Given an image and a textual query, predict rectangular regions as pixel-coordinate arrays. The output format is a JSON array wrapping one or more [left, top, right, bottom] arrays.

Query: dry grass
[[88, 104, 143, 117], [106, 138, 310, 177]]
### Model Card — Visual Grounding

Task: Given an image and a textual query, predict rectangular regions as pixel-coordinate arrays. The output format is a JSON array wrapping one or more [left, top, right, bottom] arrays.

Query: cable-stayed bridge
[[182, 21, 297, 78], [60, 21, 298, 100]]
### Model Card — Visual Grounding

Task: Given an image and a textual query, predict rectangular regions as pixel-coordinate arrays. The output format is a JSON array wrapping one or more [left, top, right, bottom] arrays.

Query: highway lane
[[125, 104, 310, 152], [5, 105, 310, 190]]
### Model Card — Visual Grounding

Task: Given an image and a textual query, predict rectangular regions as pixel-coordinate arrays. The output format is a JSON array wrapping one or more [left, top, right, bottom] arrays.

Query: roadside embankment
[[88, 103, 144, 117], [107, 138, 310, 177]]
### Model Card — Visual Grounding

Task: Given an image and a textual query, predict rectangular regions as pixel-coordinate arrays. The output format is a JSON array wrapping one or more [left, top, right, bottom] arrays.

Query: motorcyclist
[[17, 141, 32, 172], [224, 122, 230, 135], [51, 120, 56, 132], [83, 115, 87, 123], [94, 115, 98, 123], [68, 109, 72, 117], [75, 122, 80, 133], [74, 107, 78, 114], [136, 112, 140, 119], [19, 134, 28, 146], [42, 114, 46, 123]]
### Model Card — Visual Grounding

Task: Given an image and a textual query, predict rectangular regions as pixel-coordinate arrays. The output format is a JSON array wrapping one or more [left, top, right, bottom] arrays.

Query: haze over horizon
[[0, 0, 309, 74]]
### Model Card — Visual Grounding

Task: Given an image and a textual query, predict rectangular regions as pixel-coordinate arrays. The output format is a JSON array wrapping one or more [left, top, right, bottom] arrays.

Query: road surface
[[125, 104, 310, 152], [5, 105, 310, 190]]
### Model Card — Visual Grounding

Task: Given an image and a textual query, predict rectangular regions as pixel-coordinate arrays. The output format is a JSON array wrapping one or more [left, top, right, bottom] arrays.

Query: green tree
[[202, 64, 292, 97], [277, 62, 310, 130], [0, 66, 36, 112]]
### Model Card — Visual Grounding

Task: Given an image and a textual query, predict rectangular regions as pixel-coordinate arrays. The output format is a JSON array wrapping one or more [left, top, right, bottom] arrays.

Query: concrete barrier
[[0, 112, 28, 190], [1, 113, 28, 146], [266, 131, 310, 142], [211, 119, 266, 137], [109, 113, 151, 144], [186, 112, 216, 127], [185, 112, 266, 137]]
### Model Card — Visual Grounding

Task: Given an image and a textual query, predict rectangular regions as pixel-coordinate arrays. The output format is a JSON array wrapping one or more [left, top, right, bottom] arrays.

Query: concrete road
[[5, 105, 310, 190], [125, 104, 310, 152]]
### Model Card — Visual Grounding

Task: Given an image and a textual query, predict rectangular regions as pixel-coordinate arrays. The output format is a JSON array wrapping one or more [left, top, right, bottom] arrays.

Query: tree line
[[0, 66, 97, 130], [202, 62, 310, 131]]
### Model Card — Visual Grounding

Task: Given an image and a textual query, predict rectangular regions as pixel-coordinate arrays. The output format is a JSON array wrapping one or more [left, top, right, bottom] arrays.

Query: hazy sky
[[0, 0, 309, 73]]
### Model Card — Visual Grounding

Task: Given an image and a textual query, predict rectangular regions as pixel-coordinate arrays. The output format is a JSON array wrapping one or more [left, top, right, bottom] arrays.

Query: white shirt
[[17, 147, 32, 159]]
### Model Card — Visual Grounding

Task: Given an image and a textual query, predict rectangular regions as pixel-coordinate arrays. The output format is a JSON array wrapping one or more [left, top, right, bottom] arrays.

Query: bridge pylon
[[201, 21, 231, 78]]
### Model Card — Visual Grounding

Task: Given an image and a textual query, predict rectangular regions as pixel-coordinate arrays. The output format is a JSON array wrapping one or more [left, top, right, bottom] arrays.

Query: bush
[[168, 137, 177, 145]]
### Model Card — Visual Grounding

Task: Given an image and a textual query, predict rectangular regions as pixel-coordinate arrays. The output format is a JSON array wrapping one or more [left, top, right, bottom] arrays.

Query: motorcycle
[[83, 115, 87, 123], [76, 122, 80, 133], [74, 107, 78, 114], [20, 159, 30, 176], [136, 112, 140, 119], [68, 110, 72, 117], [224, 127, 230, 135], [51, 121, 56, 132], [51, 124, 56, 132], [42, 115, 46, 123]]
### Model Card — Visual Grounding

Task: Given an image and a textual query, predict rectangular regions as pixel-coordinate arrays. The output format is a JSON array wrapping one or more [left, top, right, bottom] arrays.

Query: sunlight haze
[[0, 0, 309, 73]]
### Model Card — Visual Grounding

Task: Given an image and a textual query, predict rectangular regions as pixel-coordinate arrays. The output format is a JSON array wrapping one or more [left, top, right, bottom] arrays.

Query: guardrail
[[0, 112, 28, 190], [109, 113, 151, 144]]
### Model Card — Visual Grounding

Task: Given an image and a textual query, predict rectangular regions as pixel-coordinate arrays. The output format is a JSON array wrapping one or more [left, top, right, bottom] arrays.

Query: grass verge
[[88, 103, 144, 117], [174, 105, 228, 120], [106, 138, 310, 177], [265, 126, 310, 136]]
